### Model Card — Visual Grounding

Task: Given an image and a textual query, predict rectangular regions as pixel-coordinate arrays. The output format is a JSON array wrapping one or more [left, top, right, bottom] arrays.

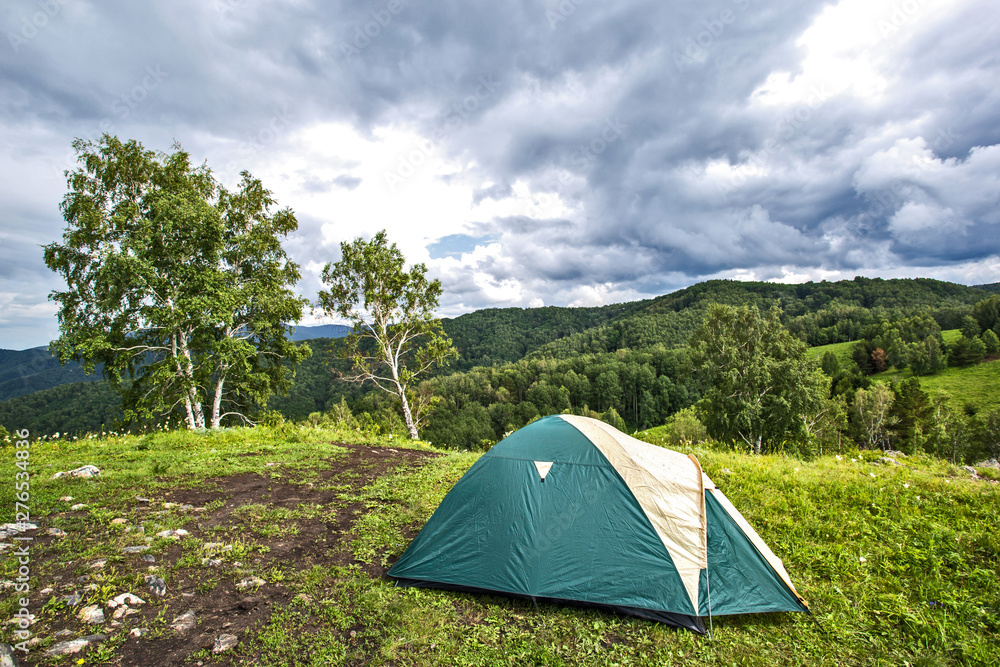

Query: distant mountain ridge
[[3, 276, 999, 433]]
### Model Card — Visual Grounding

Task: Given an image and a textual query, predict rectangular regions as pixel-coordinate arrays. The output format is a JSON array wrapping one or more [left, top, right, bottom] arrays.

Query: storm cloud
[[1, 0, 998, 348]]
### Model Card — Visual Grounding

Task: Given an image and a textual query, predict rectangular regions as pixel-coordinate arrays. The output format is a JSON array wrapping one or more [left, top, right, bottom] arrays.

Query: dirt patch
[[16, 443, 440, 667]]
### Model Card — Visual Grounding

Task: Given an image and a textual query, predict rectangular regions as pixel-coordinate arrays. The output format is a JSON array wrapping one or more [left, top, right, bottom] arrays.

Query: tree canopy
[[317, 230, 457, 439], [689, 304, 827, 454], [44, 135, 310, 429]]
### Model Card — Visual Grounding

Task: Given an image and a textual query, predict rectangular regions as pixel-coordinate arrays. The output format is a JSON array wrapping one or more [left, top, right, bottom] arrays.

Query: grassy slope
[[808, 330, 1000, 411], [2, 427, 998, 666]]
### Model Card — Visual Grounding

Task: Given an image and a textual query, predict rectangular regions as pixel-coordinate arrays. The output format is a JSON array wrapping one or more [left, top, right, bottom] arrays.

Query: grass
[[2, 426, 998, 665], [810, 330, 1000, 412]]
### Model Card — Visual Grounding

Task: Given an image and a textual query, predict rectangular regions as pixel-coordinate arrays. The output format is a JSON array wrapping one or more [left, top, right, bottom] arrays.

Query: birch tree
[[44, 135, 310, 429], [689, 304, 827, 454], [316, 230, 457, 439]]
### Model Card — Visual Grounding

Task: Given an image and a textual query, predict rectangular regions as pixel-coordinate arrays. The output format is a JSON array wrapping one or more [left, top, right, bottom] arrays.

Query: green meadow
[[1, 426, 997, 666]]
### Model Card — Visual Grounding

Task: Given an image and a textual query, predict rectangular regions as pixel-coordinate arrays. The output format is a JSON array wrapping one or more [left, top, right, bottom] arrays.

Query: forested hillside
[[0, 347, 100, 401], [3, 277, 998, 450]]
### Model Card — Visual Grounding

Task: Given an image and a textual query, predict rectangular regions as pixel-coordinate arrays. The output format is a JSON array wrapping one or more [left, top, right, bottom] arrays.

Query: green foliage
[[690, 305, 827, 454], [983, 329, 1000, 355], [317, 230, 458, 439], [43, 135, 310, 430], [949, 336, 986, 367]]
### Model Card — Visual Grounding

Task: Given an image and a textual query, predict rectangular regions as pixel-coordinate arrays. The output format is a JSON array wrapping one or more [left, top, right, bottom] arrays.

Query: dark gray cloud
[[1, 0, 998, 348]]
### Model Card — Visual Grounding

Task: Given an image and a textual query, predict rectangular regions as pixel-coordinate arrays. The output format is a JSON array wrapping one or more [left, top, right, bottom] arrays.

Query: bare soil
[[19, 443, 440, 667]]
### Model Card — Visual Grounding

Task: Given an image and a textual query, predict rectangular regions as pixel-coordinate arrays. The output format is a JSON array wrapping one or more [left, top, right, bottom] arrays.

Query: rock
[[878, 457, 904, 466], [70, 504, 88, 511], [1, 641, 20, 667], [170, 610, 196, 633], [123, 545, 150, 554], [78, 605, 105, 624], [141, 554, 156, 563], [145, 575, 166, 597], [53, 465, 101, 479], [62, 594, 81, 607], [7, 615, 34, 626], [44, 634, 106, 657], [76, 575, 91, 583], [180, 504, 194, 511], [974, 458, 1000, 469], [89, 559, 108, 569], [135, 497, 152, 503], [1, 523, 38, 533], [962, 465, 978, 476], [162, 503, 178, 509], [53, 629, 74, 638], [59, 496, 74, 502], [40, 587, 54, 595], [295, 593, 314, 603], [884, 450, 907, 458], [213, 634, 238, 654], [110, 593, 145, 607], [201, 558, 222, 566], [47, 528, 67, 537], [156, 529, 189, 540], [112, 606, 139, 619], [111, 518, 128, 526], [130, 627, 149, 637], [236, 576, 266, 590]]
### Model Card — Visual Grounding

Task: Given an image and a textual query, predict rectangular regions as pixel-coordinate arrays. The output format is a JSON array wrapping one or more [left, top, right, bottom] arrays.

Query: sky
[[1, 0, 999, 350]]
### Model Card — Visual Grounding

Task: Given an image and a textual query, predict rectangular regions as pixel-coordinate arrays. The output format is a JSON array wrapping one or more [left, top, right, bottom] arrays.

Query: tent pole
[[706, 569, 715, 639]]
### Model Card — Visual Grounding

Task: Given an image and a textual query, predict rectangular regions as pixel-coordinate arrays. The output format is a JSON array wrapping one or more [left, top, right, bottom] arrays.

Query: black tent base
[[389, 577, 707, 634]]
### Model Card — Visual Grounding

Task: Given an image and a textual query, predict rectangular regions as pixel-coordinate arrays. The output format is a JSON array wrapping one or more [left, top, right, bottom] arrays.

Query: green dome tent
[[388, 414, 808, 633]]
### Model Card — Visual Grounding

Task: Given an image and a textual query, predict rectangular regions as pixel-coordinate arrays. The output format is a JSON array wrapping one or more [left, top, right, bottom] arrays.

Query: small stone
[[1, 522, 38, 533], [142, 554, 156, 563], [236, 576, 265, 590], [62, 593, 81, 607], [123, 545, 150, 554], [53, 465, 101, 479], [112, 606, 133, 619], [182, 593, 195, 598], [238, 597, 259, 610], [47, 527, 67, 537], [201, 558, 222, 566], [180, 504, 194, 511], [0, 644, 18, 667], [45, 634, 106, 657], [135, 497, 152, 503], [70, 504, 88, 511], [40, 587, 54, 595], [89, 559, 108, 569], [76, 575, 91, 583], [213, 633, 238, 654], [53, 629, 74, 638], [145, 575, 166, 597], [110, 593, 145, 607], [162, 503, 178, 509], [170, 610, 196, 633], [130, 628, 149, 637], [78, 605, 105, 624], [7, 614, 35, 626], [59, 496, 74, 502], [156, 528, 189, 540], [295, 593, 313, 603], [111, 518, 128, 526], [193, 507, 207, 512]]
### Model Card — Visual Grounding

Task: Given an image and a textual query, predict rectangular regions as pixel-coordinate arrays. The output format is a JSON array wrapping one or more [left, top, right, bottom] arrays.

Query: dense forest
[[3, 278, 999, 463]]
